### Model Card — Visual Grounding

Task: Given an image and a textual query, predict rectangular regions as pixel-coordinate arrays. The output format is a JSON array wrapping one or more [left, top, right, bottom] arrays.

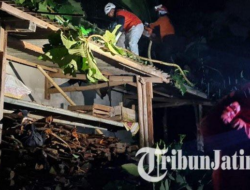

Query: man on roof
[[104, 2, 144, 55], [145, 5, 175, 42], [145, 5, 184, 63]]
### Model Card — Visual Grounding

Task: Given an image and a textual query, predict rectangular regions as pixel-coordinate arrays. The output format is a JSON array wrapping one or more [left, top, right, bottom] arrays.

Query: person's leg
[[127, 23, 144, 55], [116, 32, 126, 49]]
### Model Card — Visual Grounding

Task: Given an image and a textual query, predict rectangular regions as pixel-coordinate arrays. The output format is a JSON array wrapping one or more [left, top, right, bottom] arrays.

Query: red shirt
[[116, 10, 142, 32]]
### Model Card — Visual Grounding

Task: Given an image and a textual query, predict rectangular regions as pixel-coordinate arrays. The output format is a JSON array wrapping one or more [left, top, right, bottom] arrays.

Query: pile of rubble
[[0, 110, 138, 189]]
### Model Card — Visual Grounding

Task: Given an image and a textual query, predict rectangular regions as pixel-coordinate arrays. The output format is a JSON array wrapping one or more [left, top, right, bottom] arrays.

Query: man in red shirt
[[104, 3, 144, 55]]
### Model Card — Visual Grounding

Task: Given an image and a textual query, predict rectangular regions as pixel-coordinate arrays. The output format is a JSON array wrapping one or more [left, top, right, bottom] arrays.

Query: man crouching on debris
[[104, 2, 144, 55]]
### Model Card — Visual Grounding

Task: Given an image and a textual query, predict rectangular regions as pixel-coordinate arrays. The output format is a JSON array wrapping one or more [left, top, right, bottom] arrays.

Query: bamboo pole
[[37, 65, 104, 135], [137, 76, 145, 147], [141, 78, 149, 147]]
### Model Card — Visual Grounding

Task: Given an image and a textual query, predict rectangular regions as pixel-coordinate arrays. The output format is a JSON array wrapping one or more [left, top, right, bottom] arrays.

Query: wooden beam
[[48, 81, 132, 94], [153, 102, 189, 108], [126, 83, 174, 99], [44, 77, 51, 100], [89, 42, 170, 83], [0, 26, 7, 144], [2, 19, 36, 32], [125, 95, 214, 106], [4, 97, 124, 127], [68, 105, 93, 111], [109, 76, 163, 83], [0, 2, 59, 31], [2, 110, 108, 131], [141, 78, 149, 147], [137, 76, 145, 148], [8, 37, 44, 54], [6, 55, 58, 72], [0, 27, 7, 121], [48, 72, 87, 80], [146, 82, 154, 146], [37, 65, 76, 106]]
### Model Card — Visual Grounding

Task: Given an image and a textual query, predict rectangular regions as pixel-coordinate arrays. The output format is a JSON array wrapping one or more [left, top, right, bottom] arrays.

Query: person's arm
[[116, 15, 125, 32], [149, 18, 161, 30]]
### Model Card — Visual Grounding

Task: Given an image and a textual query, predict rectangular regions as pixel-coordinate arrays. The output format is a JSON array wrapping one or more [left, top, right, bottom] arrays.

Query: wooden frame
[[48, 81, 133, 94], [0, 2, 211, 148], [7, 55, 58, 72], [0, 2, 59, 31], [2, 19, 36, 33], [0, 26, 7, 144]]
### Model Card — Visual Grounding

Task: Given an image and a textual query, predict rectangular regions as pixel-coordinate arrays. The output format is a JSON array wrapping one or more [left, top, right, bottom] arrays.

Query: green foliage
[[103, 25, 126, 56], [121, 163, 140, 177], [172, 69, 189, 96], [79, 26, 92, 36], [39, 28, 107, 82]]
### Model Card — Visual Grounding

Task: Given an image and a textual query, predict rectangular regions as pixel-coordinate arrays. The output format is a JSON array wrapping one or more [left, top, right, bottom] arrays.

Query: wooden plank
[[109, 76, 134, 82], [8, 37, 44, 54], [109, 76, 163, 83], [93, 104, 113, 112], [146, 82, 154, 146], [122, 107, 136, 122], [125, 95, 214, 105], [184, 84, 207, 99], [0, 27, 7, 121], [137, 76, 145, 148], [68, 105, 93, 111], [48, 81, 131, 94], [89, 42, 170, 83], [2, 111, 108, 131], [0, 26, 7, 144], [49, 72, 87, 80], [37, 65, 76, 106], [93, 110, 110, 115], [3, 20, 36, 32], [0, 2, 59, 31], [44, 77, 51, 100], [153, 102, 189, 108], [143, 77, 163, 83], [4, 97, 124, 127], [6, 55, 58, 73], [141, 78, 149, 147]]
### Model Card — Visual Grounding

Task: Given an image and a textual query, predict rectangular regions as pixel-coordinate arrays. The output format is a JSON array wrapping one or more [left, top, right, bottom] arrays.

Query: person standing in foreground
[[104, 2, 144, 55]]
